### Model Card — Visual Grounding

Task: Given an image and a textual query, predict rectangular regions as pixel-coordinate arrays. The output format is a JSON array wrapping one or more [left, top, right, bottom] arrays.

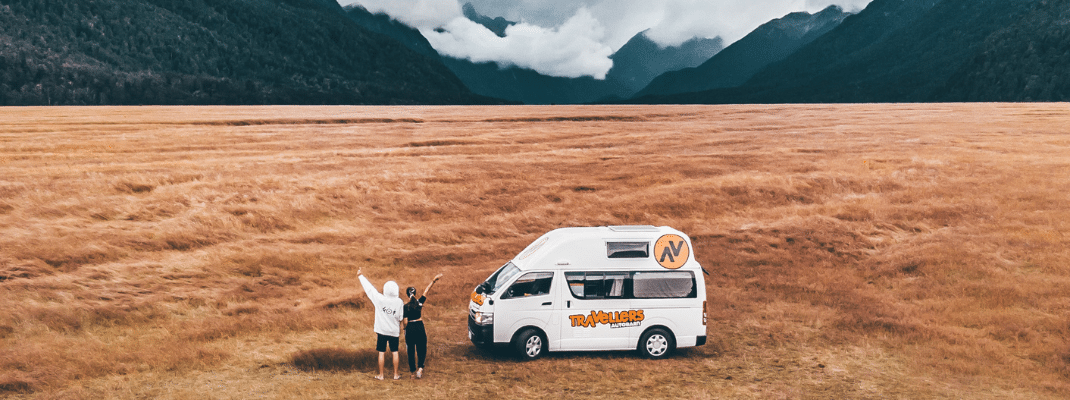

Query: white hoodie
[[358, 275, 404, 337]]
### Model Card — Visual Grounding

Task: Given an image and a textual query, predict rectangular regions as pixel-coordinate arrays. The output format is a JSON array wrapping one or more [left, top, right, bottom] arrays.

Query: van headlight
[[474, 311, 494, 326]]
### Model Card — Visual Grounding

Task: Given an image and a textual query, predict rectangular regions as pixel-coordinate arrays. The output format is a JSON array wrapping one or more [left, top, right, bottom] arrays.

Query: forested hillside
[[0, 0, 492, 105], [935, 0, 1070, 101], [631, 0, 1066, 104]]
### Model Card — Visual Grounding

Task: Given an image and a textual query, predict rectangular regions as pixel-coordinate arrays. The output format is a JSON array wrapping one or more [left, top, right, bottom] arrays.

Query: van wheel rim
[[646, 334, 668, 356], [525, 336, 542, 357]]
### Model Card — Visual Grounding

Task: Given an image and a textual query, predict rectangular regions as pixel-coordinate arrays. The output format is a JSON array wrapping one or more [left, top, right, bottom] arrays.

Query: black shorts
[[376, 333, 399, 352]]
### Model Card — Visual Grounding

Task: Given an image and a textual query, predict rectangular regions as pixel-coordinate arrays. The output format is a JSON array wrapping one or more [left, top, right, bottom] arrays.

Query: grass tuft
[[291, 348, 406, 372], [0, 258, 53, 281], [114, 181, 156, 194], [317, 296, 368, 310], [0, 371, 38, 394]]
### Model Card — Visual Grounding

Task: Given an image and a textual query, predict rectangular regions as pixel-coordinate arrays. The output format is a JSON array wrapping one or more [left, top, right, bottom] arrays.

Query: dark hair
[[404, 287, 421, 316]]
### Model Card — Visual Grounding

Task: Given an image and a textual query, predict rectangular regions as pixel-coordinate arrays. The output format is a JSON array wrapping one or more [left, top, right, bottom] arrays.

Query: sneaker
[[416, 368, 423, 379], [393, 375, 401, 380], [373, 375, 384, 381]]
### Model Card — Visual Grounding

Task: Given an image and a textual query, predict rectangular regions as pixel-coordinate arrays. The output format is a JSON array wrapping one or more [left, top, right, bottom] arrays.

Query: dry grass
[[291, 347, 407, 372], [1, 104, 1069, 398]]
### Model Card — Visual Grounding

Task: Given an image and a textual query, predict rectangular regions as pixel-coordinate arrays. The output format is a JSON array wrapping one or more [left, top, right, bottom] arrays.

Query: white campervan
[[468, 226, 707, 360]]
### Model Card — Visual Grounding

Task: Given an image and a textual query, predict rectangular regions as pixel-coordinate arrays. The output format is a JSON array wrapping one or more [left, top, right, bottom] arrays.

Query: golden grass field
[[1, 104, 1069, 399]]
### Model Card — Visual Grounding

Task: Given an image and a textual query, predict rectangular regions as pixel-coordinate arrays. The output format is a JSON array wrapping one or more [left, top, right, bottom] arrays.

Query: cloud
[[457, 0, 872, 46], [422, 8, 615, 79], [342, 0, 873, 79], [349, 0, 461, 28], [807, 0, 872, 13]]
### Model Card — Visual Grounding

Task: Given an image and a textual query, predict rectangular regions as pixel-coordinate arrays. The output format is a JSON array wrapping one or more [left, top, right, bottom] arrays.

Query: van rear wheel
[[514, 329, 546, 360], [639, 328, 675, 359]]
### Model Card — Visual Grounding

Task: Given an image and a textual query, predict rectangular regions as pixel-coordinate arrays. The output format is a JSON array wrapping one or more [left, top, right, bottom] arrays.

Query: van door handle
[[567, 301, 571, 308], [542, 302, 552, 306]]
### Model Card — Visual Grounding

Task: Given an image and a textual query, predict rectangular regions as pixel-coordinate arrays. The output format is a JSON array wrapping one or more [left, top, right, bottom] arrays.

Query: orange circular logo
[[654, 234, 689, 269]]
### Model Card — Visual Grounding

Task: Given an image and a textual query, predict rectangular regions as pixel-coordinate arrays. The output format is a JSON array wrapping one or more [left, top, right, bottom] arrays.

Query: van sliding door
[[559, 272, 635, 351]]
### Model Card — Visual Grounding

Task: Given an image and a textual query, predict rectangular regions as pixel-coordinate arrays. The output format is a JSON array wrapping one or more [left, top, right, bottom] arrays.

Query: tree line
[[0, 0, 490, 105]]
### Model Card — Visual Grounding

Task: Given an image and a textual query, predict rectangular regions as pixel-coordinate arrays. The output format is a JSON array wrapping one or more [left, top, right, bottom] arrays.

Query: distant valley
[[2, 0, 1068, 105]]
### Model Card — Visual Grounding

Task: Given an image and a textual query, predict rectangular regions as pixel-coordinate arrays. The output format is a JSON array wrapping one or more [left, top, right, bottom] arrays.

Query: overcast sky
[[340, 0, 872, 79]]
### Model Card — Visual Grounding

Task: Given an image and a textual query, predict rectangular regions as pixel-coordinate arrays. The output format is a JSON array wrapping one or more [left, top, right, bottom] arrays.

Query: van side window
[[566, 271, 695, 299], [607, 241, 649, 258], [604, 272, 628, 298], [632, 271, 695, 298], [566, 272, 586, 297], [566, 272, 603, 298], [502, 272, 554, 299]]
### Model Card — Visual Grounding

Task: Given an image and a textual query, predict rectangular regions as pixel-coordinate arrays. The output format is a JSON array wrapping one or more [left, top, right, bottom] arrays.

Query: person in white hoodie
[[357, 267, 405, 380]]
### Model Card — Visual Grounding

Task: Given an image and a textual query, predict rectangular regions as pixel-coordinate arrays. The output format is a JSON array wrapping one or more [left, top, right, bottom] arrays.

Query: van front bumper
[[468, 315, 494, 347]]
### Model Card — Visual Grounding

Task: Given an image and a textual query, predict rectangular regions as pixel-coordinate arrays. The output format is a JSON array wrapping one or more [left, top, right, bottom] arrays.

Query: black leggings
[[405, 321, 427, 372]]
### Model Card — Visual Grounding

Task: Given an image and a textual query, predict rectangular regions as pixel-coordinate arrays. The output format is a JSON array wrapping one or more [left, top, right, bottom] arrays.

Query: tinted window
[[607, 241, 649, 258], [566, 272, 607, 298], [632, 271, 695, 298], [604, 272, 628, 298], [565, 271, 695, 299], [566, 272, 586, 297], [503, 272, 554, 299]]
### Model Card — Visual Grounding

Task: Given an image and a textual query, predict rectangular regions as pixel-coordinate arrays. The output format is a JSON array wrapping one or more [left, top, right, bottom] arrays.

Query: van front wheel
[[515, 329, 546, 360], [639, 328, 675, 359]]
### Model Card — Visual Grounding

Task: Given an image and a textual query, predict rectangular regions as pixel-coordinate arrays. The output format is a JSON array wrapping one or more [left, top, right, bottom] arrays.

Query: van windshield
[[480, 262, 521, 295]]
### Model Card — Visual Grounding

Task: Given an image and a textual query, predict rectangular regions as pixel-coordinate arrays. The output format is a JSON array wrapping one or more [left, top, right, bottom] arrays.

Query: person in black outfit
[[403, 273, 442, 379]]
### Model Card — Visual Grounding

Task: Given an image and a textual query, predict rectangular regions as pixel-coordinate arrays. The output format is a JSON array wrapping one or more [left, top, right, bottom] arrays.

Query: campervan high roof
[[510, 225, 697, 272]]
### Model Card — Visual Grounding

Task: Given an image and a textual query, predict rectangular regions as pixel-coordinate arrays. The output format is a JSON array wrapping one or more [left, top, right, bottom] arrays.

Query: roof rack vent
[[607, 225, 659, 232]]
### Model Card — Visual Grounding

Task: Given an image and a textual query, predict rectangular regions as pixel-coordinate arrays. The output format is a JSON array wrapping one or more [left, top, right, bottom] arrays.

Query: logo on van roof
[[517, 236, 547, 260], [518, 237, 548, 260], [654, 234, 689, 269]]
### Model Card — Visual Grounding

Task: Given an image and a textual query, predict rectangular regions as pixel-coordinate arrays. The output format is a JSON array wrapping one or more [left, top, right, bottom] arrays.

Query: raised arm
[[422, 274, 443, 298], [357, 268, 383, 306]]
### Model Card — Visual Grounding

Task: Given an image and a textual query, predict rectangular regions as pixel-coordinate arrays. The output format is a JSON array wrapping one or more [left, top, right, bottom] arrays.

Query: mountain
[[343, 4, 439, 59], [0, 0, 494, 105], [343, 3, 720, 104], [342, 4, 601, 104], [445, 4, 622, 104], [425, 4, 721, 104], [349, 3, 620, 104], [633, 0, 1056, 104], [462, 2, 515, 38], [442, 29, 725, 104], [607, 32, 724, 94], [635, 6, 849, 98], [935, 0, 1070, 101], [440, 58, 622, 105]]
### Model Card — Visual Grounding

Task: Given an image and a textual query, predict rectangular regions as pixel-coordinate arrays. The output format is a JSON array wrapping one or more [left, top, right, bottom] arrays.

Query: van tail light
[[702, 301, 707, 325]]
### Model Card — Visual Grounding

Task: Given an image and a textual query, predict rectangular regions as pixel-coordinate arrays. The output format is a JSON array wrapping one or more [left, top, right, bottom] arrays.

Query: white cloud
[[422, 8, 615, 79], [807, 0, 872, 13], [341, 0, 873, 79], [348, 0, 461, 28]]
